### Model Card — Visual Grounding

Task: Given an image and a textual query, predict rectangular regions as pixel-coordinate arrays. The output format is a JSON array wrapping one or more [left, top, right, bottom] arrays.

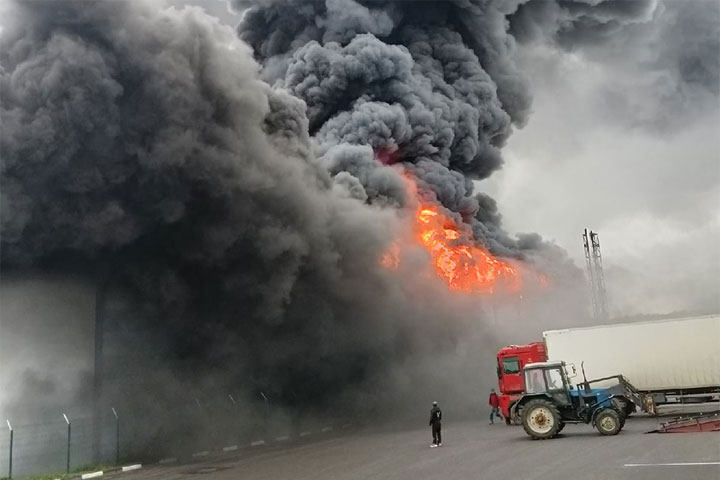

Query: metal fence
[[0, 412, 119, 479], [0, 397, 349, 479]]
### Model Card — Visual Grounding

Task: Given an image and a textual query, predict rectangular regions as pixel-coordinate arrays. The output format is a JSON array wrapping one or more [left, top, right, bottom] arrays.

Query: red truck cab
[[496, 342, 547, 422]]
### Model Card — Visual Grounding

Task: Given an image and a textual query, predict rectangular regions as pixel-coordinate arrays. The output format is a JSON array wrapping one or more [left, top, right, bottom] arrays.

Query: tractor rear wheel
[[595, 408, 623, 436], [521, 399, 561, 440]]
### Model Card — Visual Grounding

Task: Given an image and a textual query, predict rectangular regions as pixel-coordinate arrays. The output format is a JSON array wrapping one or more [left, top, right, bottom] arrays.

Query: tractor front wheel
[[521, 399, 561, 440], [595, 408, 623, 436]]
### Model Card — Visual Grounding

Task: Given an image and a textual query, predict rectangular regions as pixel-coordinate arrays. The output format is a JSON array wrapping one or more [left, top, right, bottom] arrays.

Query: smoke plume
[[0, 0, 668, 453]]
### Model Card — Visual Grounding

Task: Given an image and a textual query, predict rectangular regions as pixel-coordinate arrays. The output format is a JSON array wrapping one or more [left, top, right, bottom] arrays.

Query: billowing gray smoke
[[235, 0, 535, 256], [234, 0, 663, 257], [1, 0, 661, 452], [0, 0, 409, 412], [508, 0, 658, 47], [0, 0, 488, 436]]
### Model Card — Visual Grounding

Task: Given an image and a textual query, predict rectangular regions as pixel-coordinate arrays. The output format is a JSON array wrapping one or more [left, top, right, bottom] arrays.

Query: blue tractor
[[511, 361, 641, 440]]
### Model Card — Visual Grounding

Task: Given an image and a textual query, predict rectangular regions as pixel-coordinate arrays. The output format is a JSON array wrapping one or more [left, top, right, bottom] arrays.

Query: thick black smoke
[[0, 0, 399, 404], [1, 1, 492, 441], [235, 0, 538, 255], [2, 0, 663, 452], [233, 0, 667, 258]]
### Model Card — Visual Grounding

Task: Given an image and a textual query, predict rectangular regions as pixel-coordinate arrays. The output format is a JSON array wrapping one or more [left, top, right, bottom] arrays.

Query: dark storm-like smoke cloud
[[507, 0, 718, 98], [508, 0, 658, 47], [3, 0, 674, 439], [507, 0, 719, 129], [234, 0, 536, 256], [232, 0, 675, 257], [1, 0, 420, 411]]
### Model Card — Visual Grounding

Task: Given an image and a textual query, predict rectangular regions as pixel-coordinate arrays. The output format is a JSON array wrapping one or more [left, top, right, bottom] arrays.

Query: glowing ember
[[414, 205, 520, 293]]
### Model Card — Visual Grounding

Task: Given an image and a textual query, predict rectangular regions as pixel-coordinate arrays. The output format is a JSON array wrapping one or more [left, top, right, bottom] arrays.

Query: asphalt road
[[105, 415, 719, 480]]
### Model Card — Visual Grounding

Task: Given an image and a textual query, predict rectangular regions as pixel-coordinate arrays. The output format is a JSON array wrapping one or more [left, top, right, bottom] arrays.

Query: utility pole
[[583, 229, 609, 321]]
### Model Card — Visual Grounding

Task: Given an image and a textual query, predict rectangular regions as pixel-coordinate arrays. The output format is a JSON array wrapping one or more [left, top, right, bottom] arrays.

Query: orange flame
[[414, 205, 520, 293], [376, 165, 546, 294]]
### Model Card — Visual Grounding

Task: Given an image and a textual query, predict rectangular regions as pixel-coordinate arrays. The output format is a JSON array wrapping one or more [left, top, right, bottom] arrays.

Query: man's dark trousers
[[432, 423, 442, 444]]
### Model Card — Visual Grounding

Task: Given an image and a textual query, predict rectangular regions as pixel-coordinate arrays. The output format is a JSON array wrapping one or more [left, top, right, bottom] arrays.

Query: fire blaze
[[415, 205, 520, 294], [378, 168, 537, 294]]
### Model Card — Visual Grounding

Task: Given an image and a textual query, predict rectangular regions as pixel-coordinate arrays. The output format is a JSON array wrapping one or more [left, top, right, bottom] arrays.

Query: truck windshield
[[502, 357, 520, 374]]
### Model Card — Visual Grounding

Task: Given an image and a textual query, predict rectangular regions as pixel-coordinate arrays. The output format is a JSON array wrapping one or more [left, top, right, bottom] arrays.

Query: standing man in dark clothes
[[489, 388, 502, 424], [429, 401, 442, 447]]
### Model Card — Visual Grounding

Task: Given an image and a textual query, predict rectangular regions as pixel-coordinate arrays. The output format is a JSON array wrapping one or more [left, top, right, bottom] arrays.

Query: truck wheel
[[595, 408, 622, 436], [522, 399, 561, 440]]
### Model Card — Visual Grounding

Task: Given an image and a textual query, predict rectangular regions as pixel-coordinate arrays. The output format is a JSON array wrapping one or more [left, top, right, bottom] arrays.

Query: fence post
[[6, 420, 12, 480], [112, 408, 119, 465], [63, 413, 71, 474], [260, 392, 269, 416]]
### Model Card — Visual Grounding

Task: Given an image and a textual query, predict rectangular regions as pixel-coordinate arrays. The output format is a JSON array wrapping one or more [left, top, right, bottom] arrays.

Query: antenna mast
[[583, 229, 609, 321]]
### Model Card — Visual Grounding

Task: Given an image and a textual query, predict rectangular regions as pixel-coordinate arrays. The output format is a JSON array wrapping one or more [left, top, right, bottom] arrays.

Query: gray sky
[[481, 2, 719, 316], [173, 0, 719, 316]]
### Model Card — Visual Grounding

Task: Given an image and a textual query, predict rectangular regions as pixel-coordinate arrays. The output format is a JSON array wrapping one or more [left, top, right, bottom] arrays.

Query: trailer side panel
[[543, 315, 720, 392]]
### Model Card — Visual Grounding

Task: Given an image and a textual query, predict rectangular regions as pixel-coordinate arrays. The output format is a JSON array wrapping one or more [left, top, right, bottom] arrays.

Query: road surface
[[103, 415, 719, 480]]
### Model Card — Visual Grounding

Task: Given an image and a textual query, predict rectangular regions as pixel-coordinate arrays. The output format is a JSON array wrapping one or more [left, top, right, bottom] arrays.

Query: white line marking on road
[[81, 472, 104, 479], [197, 467, 218, 473], [223, 445, 239, 452], [159, 457, 177, 464], [300, 431, 312, 437], [251, 440, 266, 446], [192, 451, 209, 457], [624, 462, 720, 467], [275, 435, 290, 441], [321, 427, 333, 432], [121, 464, 142, 472]]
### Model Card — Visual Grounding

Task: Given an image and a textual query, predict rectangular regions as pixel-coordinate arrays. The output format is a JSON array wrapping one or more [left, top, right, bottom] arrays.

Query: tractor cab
[[523, 361, 576, 407]]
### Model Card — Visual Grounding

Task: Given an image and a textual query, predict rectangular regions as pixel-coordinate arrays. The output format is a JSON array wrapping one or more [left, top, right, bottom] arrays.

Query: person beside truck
[[488, 389, 502, 424]]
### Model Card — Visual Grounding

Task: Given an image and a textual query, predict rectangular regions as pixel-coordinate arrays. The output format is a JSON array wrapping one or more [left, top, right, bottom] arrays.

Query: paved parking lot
[[104, 414, 719, 480]]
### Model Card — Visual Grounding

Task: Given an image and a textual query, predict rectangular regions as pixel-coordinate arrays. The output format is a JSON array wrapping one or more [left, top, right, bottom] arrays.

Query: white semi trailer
[[543, 315, 720, 411]]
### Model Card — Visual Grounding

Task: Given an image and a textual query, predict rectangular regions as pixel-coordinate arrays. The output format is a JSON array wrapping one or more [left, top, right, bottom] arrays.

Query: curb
[[76, 464, 143, 479], [63, 422, 354, 479]]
